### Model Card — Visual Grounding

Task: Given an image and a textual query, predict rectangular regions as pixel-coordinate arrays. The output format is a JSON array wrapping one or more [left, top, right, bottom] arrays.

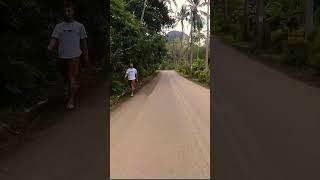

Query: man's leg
[[66, 58, 80, 109], [131, 80, 136, 96], [57, 60, 69, 98], [128, 80, 131, 93]]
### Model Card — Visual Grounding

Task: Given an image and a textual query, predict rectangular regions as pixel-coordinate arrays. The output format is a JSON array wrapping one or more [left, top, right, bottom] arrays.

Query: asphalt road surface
[[212, 37, 320, 180], [111, 70, 210, 179]]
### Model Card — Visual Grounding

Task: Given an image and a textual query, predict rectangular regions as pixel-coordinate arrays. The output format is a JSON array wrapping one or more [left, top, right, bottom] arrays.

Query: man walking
[[125, 63, 138, 97], [47, 2, 89, 110]]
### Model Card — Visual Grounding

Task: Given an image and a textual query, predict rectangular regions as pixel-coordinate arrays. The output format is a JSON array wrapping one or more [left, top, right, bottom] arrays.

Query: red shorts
[[128, 80, 136, 88], [57, 57, 80, 80]]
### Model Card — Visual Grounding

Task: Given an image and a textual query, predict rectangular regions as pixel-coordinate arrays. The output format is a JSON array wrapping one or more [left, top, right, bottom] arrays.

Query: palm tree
[[161, 0, 177, 12], [186, 0, 206, 70], [141, 0, 177, 22], [141, 0, 148, 22], [204, 0, 209, 70], [174, 5, 188, 65], [193, 31, 206, 59], [192, 0, 209, 69]]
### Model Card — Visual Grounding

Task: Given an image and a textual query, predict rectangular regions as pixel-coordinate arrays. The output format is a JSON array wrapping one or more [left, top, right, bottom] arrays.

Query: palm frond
[[171, 0, 177, 7], [187, 0, 194, 5], [200, 10, 208, 17], [199, 1, 208, 7]]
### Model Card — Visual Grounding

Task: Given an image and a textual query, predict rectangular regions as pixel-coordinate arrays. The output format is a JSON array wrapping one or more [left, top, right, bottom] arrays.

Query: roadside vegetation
[[0, 0, 107, 137], [165, 0, 210, 87], [110, 0, 174, 101], [213, 0, 320, 74]]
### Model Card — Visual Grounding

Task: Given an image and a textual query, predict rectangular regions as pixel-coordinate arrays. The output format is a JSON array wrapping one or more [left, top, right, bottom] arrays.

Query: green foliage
[[177, 58, 209, 86], [111, 73, 129, 96], [124, 0, 175, 32], [308, 26, 320, 69], [111, 0, 170, 97], [214, 0, 320, 72], [270, 27, 288, 53], [283, 28, 307, 66]]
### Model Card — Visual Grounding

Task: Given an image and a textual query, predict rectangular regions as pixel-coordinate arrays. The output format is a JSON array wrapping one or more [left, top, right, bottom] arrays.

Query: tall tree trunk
[[243, 0, 249, 40], [256, 0, 264, 49], [197, 45, 199, 59], [141, 0, 148, 22], [205, 0, 210, 70], [189, 18, 194, 72], [224, 0, 228, 21], [180, 21, 185, 66], [305, 0, 314, 40]]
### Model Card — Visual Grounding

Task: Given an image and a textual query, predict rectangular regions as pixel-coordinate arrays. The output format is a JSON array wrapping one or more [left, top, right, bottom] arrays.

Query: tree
[[243, 0, 249, 39], [174, 5, 188, 65], [141, 0, 148, 22], [205, 0, 209, 70], [186, 0, 206, 71], [225, 0, 229, 21], [256, 0, 264, 49], [111, 0, 169, 96], [305, 0, 314, 39], [193, 31, 206, 58], [160, 0, 178, 12], [141, 0, 177, 23], [126, 0, 175, 32]]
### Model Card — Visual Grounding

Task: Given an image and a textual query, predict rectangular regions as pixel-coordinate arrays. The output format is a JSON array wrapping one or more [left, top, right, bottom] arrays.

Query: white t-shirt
[[51, 21, 87, 59], [126, 68, 137, 80]]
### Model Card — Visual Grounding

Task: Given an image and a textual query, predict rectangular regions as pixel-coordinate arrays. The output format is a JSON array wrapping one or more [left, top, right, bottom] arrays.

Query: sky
[[162, 0, 209, 42]]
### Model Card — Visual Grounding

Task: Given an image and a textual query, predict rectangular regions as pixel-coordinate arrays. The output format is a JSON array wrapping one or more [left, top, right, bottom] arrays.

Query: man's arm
[[48, 38, 57, 52], [47, 38, 58, 59], [80, 24, 89, 67], [125, 69, 128, 79], [80, 39, 89, 67], [48, 24, 59, 52], [135, 70, 138, 82]]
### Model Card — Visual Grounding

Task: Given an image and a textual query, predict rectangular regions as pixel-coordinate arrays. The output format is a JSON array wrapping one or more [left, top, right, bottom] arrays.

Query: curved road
[[111, 70, 210, 179], [213, 37, 320, 180]]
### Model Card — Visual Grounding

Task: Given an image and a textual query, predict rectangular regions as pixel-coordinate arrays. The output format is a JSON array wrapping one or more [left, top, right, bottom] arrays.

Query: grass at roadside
[[175, 58, 210, 89], [176, 70, 210, 89]]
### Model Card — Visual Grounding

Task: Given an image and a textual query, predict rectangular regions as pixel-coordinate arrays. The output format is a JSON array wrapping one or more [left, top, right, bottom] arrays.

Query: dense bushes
[[110, 0, 171, 98], [308, 26, 320, 69], [214, 0, 320, 72], [177, 58, 210, 86]]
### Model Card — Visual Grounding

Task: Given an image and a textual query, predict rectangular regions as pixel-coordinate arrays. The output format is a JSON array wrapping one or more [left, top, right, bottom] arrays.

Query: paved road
[[212, 37, 320, 180], [111, 70, 210, 179], [0, 82, 108, 180]]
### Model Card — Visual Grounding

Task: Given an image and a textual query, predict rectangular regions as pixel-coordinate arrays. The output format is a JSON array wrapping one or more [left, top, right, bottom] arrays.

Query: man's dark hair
[[63, 1, 78, 18], [64, 1, 75, 10]]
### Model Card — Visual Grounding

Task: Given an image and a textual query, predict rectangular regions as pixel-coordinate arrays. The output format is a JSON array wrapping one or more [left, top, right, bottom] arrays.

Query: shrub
[[284, 28, 307, 67], [229, 23, 243, 41], [270, 27, 288, 54], [198, 69, 210, 85], [308, 26, 320, 69], [111, 73, 128, 97]]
